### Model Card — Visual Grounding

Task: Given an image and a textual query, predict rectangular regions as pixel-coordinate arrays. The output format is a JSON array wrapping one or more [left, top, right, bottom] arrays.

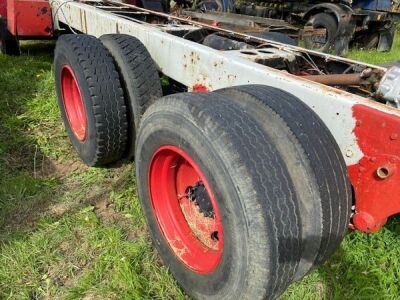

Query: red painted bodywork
[[2, 0, 52, 38], [0, 1, 7, 18], [348, 104, 400, 233]]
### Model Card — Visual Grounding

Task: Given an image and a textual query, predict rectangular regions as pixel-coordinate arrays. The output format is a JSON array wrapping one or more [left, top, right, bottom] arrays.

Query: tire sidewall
[[55, 41, 97, 165], [136, 112, 269, 299]]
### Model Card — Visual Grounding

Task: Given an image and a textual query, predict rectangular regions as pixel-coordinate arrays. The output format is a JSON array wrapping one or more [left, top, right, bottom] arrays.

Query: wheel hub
[[186, 181, 215, 218], [149, 145, 224, 274]]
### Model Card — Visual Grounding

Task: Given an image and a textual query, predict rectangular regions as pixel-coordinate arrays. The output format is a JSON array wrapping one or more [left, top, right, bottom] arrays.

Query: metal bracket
[[377, 66, 400, 108]]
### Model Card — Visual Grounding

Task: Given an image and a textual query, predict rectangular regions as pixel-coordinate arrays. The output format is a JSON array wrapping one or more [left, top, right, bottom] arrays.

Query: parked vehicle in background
[[194, 0, 400, 55]]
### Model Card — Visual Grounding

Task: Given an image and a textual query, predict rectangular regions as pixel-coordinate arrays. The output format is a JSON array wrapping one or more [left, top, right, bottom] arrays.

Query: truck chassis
[[50, 0, 400, 233], [1, 0, 400, 298]]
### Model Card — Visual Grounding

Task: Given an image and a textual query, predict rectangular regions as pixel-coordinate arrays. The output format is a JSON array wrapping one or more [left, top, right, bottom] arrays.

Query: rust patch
[[179, 199, 218, 250]]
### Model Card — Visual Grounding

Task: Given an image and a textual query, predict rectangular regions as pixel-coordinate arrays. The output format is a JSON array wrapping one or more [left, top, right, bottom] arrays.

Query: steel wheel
[[149, 145, 223, 274], [61, 65, 87, 141], [136, 92, 305, 299]]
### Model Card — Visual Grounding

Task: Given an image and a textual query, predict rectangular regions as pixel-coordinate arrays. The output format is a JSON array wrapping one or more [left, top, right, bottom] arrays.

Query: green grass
[[348, 29, 400, 65], [0, 42, 184, 299], [0, 39, 400, 299]]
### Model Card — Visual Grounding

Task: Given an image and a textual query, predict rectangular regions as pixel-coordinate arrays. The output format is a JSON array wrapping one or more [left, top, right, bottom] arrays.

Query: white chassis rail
[[52, 0, 400, 232]]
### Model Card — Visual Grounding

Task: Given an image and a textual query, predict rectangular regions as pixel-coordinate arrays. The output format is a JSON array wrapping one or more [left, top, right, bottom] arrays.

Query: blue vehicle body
[[353, 0, 392, 11]]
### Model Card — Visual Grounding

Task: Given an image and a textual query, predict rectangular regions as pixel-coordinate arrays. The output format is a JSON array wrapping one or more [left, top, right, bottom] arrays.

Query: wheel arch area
[[303, 3, 353, 25]]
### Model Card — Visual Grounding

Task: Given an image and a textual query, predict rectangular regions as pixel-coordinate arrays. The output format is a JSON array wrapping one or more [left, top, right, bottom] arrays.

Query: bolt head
[[346, 149, 353, 157]]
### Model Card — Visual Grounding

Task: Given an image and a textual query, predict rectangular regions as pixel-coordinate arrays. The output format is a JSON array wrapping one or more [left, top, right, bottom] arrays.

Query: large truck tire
[[136, 92, 302, 299], [0, 18, 20, 55], [54, 34, 128, 167], [100, 34, 162, 159], [304, 13, 338, 53], [218, 85, 352, 278]]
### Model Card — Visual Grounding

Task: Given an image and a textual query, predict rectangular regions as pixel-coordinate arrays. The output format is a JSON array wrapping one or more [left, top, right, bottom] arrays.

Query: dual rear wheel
[[135, 89, 351, 299], [54, 34, 351, 299], [54, 34, 161, 166]]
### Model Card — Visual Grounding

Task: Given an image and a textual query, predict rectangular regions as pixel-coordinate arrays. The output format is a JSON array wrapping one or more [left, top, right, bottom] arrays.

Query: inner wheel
[[61, 65, 87, 141], [149, 145, 223, 274]]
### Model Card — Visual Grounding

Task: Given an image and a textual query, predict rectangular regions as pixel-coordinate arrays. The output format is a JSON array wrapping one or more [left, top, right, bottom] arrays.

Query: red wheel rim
[[61, 65, 87, 141], [149, 145, 224, 274]]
